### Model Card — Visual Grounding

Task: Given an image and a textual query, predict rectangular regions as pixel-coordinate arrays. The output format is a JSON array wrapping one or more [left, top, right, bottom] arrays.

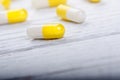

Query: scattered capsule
[[56, 4, 86, 23], [32, 0, 67, 9], [0, 0, 11, 10], [89, 0, 100, 3], [0, 8, 28, 24], [27, 23, 65, 39]]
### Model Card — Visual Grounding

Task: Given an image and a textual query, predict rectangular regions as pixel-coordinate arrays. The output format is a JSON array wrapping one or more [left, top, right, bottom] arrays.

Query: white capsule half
[[32, 0, 67, 9], [56, 4, 86, 23]]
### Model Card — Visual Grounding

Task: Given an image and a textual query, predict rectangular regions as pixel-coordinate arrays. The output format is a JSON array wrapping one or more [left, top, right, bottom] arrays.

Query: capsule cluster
[[0, 0, 101, 40]]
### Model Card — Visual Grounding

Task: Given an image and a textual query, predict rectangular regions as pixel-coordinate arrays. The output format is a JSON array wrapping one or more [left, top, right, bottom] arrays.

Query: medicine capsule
[[0, 8, 28, 24], [32, 0, 67, 9], [0, 0, 11, 10], [27, 23, 65, 39], [56, 4, 86, 23], [89, 0, 100, 3]]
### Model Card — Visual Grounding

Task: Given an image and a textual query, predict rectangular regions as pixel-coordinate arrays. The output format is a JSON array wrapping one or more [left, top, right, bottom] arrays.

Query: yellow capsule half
[[56, 4, 69, 20], [27, 23, 65, 39], [89, 0, 100, 3], [7, 8, 28, 24], [48, 0, 67, 7], [32, 0, 67, 9], [0, 0, 11, 10], [42, 23, 65, 39], [0, 8, 28, 24]]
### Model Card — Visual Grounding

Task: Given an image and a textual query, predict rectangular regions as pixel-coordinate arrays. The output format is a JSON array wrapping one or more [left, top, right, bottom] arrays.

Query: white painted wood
[[0, 0, 120, 79]]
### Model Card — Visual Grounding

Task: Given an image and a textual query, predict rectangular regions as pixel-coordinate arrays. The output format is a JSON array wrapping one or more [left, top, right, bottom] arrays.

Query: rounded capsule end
[[42, 23, 65, 39], [7, 8, 28, 24], [75, 10, 86, 23], [56, 4, 69, 20]]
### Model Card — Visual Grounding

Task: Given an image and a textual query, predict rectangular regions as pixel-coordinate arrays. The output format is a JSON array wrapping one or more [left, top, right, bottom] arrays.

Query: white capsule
[[56, 4, 86, 23], [32, 0, 67, 9], [27, 23, 65, 39], [0, 8, 28, 24]]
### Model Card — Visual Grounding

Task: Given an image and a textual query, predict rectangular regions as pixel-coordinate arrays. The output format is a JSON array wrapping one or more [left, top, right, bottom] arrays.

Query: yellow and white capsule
[[27, 23, 65, 39], [0, 8, 28, 24], [0, 0, 11, 10], [56, 4, 86, 23], [89, 0, 100, 3], [32, 0, 67, 9]]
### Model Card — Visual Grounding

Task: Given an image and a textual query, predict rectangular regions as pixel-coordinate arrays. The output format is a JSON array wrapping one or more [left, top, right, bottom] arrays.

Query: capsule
[[89, 0, 100, 3], [56, 4, 86, 23], [0, 0, 11, 10], [32, 0, 67, 9], [27, 23, 65, 39], [0, 8, 28, 24]]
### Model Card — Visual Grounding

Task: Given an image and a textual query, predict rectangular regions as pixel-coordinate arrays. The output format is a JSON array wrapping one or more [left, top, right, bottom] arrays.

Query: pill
[[0, 8, 28, 24], [56, 4, 86, 23], [27, 23, 65, 39], [89, 0, 100, 3], [32, 0, 67, 9], [0, 0, 11, 10]]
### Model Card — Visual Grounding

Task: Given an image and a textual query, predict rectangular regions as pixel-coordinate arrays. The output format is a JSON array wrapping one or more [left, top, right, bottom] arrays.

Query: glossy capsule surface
[[56, 4, 86, 23], [27, 23, 65, 39], [0, 8, 28, 24]]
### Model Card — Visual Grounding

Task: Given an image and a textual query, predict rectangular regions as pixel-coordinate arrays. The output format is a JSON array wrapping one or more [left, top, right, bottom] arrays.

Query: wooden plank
[[1, 34, 120, 79], [0, 0, 120, 79]]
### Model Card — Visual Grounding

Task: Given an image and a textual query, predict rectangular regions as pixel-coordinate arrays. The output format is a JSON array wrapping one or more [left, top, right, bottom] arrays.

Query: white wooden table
[[0, 0, 120, 79]]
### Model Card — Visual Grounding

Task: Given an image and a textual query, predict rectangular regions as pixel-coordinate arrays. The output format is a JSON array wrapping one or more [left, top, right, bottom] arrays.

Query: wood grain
[[0, 0, 120, 79]]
